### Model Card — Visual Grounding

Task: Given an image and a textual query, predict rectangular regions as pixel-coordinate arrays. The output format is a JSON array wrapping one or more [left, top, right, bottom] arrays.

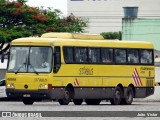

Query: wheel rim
[[64, 90, 70, 100], [114, 90, 121, 104], [126, 90, 132, 102]]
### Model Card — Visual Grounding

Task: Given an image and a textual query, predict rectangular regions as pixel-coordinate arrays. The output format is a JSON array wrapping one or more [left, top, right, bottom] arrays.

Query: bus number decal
[[79, 67, 93, 75], [140, 67, 153, 74], [34, 78, 47, 82]]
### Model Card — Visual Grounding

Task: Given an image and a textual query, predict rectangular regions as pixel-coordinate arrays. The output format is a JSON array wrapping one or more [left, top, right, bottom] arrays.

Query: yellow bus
[[4, 33, 155, 105]]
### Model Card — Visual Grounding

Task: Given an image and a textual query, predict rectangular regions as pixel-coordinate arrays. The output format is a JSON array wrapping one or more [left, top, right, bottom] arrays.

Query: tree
[[101, 31, 122, 40], [0, 0, 88, 55]]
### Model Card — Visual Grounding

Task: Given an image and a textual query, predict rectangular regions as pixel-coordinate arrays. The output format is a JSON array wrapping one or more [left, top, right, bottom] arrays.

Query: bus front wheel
[[22, 98, 34, 105], [58, 89, 71, 105], [73, 99, 83, 105], [110, 86, 122, 105]]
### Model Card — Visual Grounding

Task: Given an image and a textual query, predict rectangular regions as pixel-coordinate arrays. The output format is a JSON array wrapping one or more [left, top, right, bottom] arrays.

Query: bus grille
[[146, 80, 154, 87]]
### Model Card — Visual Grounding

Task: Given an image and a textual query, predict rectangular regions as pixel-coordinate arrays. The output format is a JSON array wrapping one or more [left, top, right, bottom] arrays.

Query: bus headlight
[[7, 83, 15, 88], [39, 84, 48, 89]]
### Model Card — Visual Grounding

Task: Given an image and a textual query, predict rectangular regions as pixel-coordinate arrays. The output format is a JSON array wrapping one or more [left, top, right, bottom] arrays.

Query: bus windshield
[[8, 46, 52, 73]]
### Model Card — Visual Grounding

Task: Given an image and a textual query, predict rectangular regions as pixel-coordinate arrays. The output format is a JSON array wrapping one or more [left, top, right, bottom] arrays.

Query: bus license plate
[[23, 94, 31, 97]]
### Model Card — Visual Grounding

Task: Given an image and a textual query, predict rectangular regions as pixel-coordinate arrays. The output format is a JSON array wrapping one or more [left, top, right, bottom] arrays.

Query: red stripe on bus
[[135, 68, 142, 86]]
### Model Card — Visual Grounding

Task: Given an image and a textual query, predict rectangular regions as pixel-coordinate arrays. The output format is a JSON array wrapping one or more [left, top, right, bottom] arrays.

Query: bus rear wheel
[[58, 89, 71, 105], [22, 98, 34, 105], [121, 86, 133, 105], [110, 86, 122, 105], [85, 99, 101, 105], [73, 99, 83, 105]]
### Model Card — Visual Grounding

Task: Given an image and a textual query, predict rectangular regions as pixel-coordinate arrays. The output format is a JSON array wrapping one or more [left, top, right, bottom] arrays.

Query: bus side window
[[127, 49, 139, 64], [102, 48, 113, 63], [63, 47, 74, 63], [140, 49, 153, 64], [75, 47, 88, 63], [88, 48, 101, 63], [115, 49, 127, 64], [53, 46, 61, 73]]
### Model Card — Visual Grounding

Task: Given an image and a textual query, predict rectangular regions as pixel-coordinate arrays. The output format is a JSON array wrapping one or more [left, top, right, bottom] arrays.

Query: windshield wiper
[[15, 62, 27, 74], [15, 61, 38, 75], [29, 63, 39, 75], [15, 57, 28, 74]]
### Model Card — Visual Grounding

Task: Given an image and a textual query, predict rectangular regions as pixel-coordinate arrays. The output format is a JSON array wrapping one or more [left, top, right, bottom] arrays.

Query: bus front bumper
[[6, 89, 53, 100], [6, 88, 65, 100]]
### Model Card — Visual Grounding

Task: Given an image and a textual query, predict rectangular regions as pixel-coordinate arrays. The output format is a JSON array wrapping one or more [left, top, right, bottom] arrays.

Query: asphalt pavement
[[0, 101, 160, 119]]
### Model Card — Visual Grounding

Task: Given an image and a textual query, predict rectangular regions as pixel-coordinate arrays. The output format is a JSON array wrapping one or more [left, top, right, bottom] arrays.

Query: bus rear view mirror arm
[[1, 53, 4, 63]]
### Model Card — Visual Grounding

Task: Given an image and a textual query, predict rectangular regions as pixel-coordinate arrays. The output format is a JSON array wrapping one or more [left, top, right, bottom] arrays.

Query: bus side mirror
[[1, 54, 4, 63]]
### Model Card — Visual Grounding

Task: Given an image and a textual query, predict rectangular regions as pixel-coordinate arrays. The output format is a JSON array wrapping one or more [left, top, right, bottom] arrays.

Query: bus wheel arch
[[58, 83, 74, 105], [117, 84, 124, 96], [66, 83, 74, 99]]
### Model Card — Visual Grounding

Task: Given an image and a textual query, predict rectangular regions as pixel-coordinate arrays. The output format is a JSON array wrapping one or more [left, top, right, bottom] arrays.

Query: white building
[[67, 0, 160, 33]]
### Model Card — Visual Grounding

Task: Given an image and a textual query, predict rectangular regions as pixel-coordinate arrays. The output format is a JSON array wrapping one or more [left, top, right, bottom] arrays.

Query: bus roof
[[11, 37, 154, 49], [41, 32, 104, 40]]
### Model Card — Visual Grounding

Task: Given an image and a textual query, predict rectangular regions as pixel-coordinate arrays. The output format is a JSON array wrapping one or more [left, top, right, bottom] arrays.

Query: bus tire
[[22, 98, 34, 105], [58, 89, 71, 105], [121, 86, 133, 105], [110, 86, 122, 105], [85, 99, 101, 105], [73, 99, 83, 105]]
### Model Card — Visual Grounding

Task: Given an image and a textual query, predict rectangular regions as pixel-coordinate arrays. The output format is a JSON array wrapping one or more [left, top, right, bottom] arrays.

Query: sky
[[27, 0, 67, 15]]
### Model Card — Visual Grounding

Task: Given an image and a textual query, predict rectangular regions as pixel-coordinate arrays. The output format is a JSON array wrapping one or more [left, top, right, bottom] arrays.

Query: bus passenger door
[[53, 46, 61, 73]]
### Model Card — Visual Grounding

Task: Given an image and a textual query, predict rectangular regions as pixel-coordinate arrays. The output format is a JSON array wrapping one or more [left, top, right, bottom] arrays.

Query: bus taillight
[[48, 84, 52, 90]]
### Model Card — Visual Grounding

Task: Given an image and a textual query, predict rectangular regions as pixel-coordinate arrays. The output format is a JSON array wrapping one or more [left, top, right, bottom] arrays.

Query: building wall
[[122, 18, 160, 50], [67, 0, 160, 33]]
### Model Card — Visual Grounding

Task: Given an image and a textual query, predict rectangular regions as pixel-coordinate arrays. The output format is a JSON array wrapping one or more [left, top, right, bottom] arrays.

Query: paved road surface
[[0, 101, 160, 119]]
